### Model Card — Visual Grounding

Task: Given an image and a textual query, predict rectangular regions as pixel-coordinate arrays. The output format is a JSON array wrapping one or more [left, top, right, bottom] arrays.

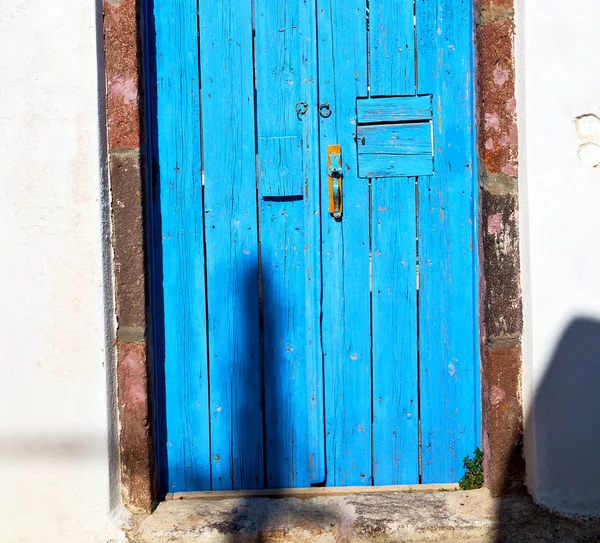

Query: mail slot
[[356, 95, 434, 178]]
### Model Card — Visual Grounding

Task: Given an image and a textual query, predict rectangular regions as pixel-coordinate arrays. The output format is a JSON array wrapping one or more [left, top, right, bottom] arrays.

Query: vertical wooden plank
[[154, 0, 210, 491], [416, 0, 479, 483], [255, 0, 325, 488], [199, 0, 264, 490], [317, 0, 371, 486], [369, 0, 419, 485], [371, 182, 418, 485], [369, 0, 416, 97], [371, 178, 419, 485]]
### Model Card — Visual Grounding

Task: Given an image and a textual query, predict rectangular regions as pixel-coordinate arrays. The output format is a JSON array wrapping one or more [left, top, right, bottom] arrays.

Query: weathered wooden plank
[[258, 136, 304, 198], [168, 483, 458, 501], [357, 95, 432, 124], [358, 154, 434, 179], [357, 123, 432, 156], [317, 0, 371, 487], [369, 0, 419, 485], [154, 0, 210, 491], [369, 0, 417, 96], [371, 181, 419, 485], [199, 0, 264, 490], [416, 0, 479, 483], [255, 0, 325, 488]]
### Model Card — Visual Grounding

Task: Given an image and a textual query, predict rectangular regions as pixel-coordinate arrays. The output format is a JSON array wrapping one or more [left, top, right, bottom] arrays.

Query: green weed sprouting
[[458, 447, 484, 490]]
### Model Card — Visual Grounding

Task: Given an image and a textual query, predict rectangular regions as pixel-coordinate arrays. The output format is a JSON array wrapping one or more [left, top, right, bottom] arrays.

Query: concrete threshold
[[130, 488, 600, 542]]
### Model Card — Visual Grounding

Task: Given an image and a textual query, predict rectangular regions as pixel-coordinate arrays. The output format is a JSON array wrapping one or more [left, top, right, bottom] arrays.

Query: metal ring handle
[[319, 102, 332, 118], [295, 101, 308, 119]]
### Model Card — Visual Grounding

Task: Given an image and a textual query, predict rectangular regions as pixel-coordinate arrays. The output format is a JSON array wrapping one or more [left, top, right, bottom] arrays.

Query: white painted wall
[[0, 1, 125, 541], [517, 0, 600, 516]]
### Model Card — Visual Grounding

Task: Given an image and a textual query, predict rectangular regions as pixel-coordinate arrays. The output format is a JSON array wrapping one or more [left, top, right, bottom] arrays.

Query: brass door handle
[[328, 144, 343, 219]]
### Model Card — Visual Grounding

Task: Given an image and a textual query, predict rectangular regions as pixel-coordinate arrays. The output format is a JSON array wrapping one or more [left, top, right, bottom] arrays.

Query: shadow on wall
[[528, 317, 600, 515], [496, 317, 600, 540]]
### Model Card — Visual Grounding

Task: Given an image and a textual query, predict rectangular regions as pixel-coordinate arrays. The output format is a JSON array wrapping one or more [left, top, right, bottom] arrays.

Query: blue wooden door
[[150, 0, 480, 493]]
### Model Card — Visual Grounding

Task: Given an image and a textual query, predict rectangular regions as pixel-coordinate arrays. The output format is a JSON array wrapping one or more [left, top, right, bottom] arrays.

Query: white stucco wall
[[517, 1, 600, 516], [0, 1, 125, 541]]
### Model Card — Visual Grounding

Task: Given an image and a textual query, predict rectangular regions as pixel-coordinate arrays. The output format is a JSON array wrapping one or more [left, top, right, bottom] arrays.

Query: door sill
[[166, 483, 458, 501]]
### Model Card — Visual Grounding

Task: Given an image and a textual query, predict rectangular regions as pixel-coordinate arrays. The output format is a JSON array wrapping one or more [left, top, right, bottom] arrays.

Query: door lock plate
[[327, 144, 343, 219]]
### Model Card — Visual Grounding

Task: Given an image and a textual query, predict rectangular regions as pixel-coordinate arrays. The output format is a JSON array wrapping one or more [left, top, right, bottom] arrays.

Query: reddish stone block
[[117, 341, 153, 511], [479, 0, 514, 12], [482, 343, 525, 495], [476, 17, 518, 177], [104, 0, 142, 150]]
